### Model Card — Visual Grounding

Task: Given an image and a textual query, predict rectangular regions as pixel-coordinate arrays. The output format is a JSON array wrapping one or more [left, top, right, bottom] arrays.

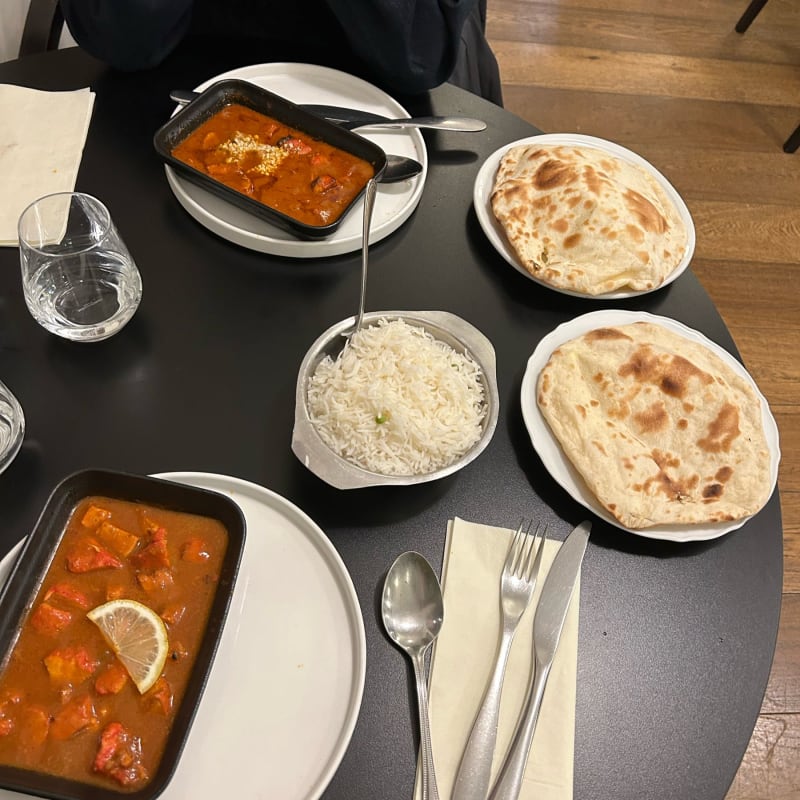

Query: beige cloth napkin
[[416, 517, 580, 800], [0, 84, 95, 246]]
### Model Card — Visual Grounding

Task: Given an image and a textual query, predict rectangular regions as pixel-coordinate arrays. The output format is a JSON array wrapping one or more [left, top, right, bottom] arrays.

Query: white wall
[[0, 0, 76, 63]]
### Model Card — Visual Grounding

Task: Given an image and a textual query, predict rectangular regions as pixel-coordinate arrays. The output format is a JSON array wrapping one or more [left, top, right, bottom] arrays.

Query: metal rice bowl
[[292, 310, 499, 489]]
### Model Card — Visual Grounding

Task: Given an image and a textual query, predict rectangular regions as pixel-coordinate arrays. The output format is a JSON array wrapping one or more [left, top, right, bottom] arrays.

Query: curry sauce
[[171, 103, 374, 227], [0, 496, 228, 791]]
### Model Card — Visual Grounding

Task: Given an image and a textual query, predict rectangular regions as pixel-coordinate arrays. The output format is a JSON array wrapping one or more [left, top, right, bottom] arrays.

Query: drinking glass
[[0, 379, 24, 475], [18, 192, 142, 342]]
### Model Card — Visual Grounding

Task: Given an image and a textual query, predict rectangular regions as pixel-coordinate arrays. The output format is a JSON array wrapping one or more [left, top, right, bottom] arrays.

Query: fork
[[452, 520, 548, 800]]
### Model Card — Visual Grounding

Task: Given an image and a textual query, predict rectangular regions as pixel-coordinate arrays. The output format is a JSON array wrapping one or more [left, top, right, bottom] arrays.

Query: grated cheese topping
[[307, 318, 487, 476], [217, 132, 288, 175]]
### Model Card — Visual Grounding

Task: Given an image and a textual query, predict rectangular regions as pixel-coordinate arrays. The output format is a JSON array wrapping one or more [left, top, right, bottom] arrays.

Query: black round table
[[0, 42, 782, 800]]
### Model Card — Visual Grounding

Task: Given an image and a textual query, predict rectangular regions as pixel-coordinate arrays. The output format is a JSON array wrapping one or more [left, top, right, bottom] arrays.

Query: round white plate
[[0, 472, 366, 800], [520, 310, 781, 542], [165, 62, 428, 258], [473, 133, 696, 299]]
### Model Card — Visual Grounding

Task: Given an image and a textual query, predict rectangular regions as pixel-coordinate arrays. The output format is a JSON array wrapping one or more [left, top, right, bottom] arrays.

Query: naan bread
[[491, 144, 688, 295], [536, 322, 773, 529]]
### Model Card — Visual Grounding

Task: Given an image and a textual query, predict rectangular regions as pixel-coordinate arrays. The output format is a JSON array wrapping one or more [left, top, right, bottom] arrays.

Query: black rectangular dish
[[0, 469, 246, 800], [153, 78, 387, 239]]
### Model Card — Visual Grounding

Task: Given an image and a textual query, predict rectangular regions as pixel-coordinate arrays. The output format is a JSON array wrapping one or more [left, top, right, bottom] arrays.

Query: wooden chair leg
[[784, 124, 800, 154], [735, 0, 769, 32]]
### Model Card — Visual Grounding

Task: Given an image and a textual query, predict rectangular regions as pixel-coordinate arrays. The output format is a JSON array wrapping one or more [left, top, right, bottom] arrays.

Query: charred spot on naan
[[617, 338, 714, 400], [533, 158, 578, 190], [697, 402, 740, 453], [623, 189, 669, 235], [585, 327, 632, 343]]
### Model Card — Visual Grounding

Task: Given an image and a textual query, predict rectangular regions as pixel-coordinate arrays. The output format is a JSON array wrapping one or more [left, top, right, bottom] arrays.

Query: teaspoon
[[382, 551, 444, 800]]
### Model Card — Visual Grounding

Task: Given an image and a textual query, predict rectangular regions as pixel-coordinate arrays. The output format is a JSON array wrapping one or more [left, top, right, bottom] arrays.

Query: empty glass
[[18, 192, 142, 342], [0, 379, 24, 475]]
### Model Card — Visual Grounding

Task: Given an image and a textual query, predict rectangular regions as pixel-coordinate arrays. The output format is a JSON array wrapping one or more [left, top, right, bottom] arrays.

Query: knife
[[487, 521, 591, 800]]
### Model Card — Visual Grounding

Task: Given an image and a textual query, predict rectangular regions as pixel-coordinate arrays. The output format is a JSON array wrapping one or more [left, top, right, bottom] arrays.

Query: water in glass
[[18, 193, 142, 342]]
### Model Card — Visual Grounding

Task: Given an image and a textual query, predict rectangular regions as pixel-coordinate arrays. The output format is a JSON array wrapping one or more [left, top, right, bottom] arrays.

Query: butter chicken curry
[[0, 496, 228, 791], [171, 103, 375, 227]]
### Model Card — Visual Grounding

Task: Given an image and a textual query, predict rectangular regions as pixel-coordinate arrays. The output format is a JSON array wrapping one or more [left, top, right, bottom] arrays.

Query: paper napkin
[[0, 84, 95, 246], [416, 517, 580, 800]]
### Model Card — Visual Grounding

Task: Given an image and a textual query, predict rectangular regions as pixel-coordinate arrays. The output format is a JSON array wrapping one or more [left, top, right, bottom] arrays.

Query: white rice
[[307, 318, 487, 476]]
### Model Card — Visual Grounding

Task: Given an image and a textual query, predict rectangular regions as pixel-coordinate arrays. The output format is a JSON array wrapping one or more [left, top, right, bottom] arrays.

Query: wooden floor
[[485, 0, 800, 796]]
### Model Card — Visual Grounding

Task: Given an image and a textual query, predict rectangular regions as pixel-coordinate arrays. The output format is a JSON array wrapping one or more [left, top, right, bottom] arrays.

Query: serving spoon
[[351, 177, 378, 338], [301, 103, 486, 132], [169, 89, 486, 131], [382, 551, 444, 800]]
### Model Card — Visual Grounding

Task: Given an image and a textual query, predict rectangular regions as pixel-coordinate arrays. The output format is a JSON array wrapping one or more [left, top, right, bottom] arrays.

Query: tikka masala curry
[[0, 496, 228, 791], [171, 103, 374, 227]]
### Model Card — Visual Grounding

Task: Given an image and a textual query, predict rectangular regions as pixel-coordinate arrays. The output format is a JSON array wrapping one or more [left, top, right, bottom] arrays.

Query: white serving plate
[[473, 133, 696, 299], [0, 471, 366, 800], [165, 62, 427, 258], [520, 310, 781, 542]]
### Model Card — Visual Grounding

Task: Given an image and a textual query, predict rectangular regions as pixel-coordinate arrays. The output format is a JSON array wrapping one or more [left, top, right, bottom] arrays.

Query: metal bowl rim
[[292, 310, 499, 489]]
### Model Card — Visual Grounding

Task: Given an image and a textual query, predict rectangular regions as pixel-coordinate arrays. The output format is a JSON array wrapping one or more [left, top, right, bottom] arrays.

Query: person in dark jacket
[[59, 0, 503, 104]]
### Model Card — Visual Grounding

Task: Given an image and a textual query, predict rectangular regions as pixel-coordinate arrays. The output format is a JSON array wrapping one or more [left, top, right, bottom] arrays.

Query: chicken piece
[[136, 568, 174, 594], [206, 163, 253, 194], [105, 583, 126, 601], [66, 539, 123, 573], [131, 526, 171, 571], [93, 722, 149, 787], [251, 174, 278, 194], [30, 602, 73, 635], [310, 153, 330, 166], [160, 603, 186, 625], [0, 717, 13, 736], [44, 645, 98, 686], [181, 537, 210, 563], [50, 694, 99, 740], [95, 662, 129, 696], [44, 582, 91, 609], [18, 705, 51, 747], [97, 521, 139, 557], [311, 174, 338, 194], [278, 136, 312, 155], [202, 131, 221, 150], [80, 504, 112, 529], [143, 676, 173, 715]]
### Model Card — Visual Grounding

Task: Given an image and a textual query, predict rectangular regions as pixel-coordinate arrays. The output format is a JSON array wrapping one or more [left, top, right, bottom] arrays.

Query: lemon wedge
[[87, 599, 169, 694]]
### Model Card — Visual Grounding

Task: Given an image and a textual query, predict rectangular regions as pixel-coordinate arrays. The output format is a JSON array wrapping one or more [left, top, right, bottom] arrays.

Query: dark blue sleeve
[[324, 0, 478, 94], [60, 0, 193, 70]]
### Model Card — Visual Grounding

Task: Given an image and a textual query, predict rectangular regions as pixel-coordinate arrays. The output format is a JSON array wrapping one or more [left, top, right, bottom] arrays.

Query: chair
[[734, 0, 799, 153], [18, 0, 64, 58]]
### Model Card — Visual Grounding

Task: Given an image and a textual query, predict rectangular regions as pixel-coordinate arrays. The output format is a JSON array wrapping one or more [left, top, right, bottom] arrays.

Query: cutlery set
[[384, 520, 590, 800]]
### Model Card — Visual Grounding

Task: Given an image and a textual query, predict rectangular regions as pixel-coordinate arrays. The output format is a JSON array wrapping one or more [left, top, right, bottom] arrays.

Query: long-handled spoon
[[351, 177, 377, 338], [382, 552, 444, 800], [169, 89, 486, 131]]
